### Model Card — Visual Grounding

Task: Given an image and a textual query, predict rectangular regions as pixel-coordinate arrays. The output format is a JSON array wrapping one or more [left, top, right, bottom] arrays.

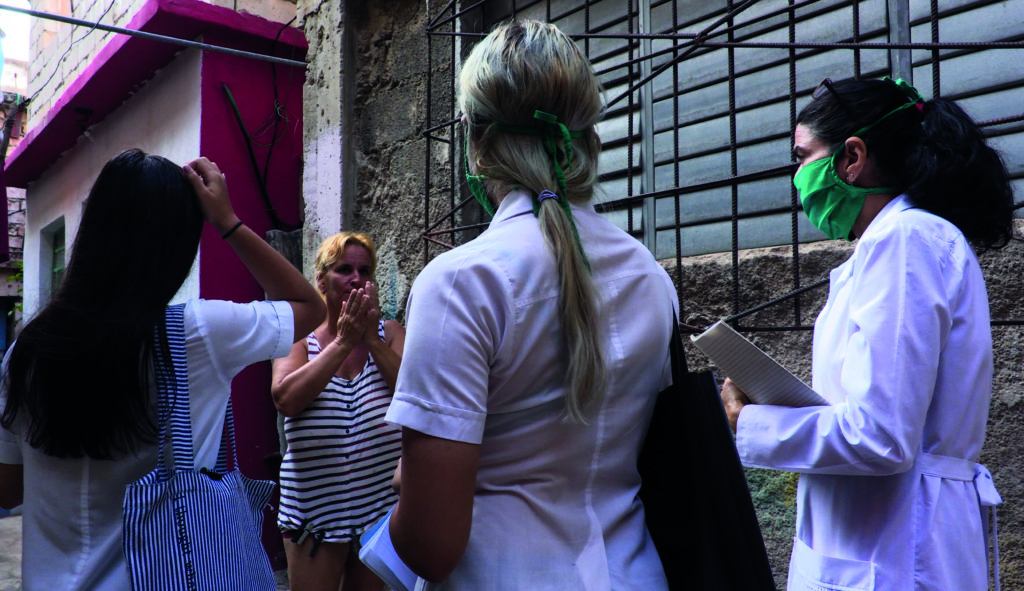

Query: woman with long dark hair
[[384, 20, 677, 589], [0, 151, 323, 590], [721, 77, 1014, 590]]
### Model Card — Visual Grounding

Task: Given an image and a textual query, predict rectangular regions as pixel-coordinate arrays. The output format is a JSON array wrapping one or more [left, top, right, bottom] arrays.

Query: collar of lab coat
[[827, 194, 913, 289], [857, 193, 913, 243]]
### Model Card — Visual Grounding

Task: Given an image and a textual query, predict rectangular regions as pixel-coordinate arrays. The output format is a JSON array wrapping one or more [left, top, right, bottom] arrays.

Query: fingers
[[190, 158, 227, 195], [359, 282, 383, 341], [183, 157, 237, 232], [342, 288, 367, 316], [185, 157, 222, 181], [335, 288, 373, 346], [181, 162, 209, 196], [720, 378, 751, 405], [719, 378, 749, 433]]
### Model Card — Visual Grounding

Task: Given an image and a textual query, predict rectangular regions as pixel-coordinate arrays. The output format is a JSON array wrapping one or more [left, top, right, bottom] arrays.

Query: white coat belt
[[917, 452, 1002, 590]]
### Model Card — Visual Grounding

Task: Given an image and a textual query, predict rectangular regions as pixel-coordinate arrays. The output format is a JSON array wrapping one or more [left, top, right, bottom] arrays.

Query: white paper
[[691, 320, 828, 407], [358, 507, 421, 591]]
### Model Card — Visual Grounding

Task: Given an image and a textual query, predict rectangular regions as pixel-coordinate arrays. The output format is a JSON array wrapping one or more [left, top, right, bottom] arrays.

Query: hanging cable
[[222, 82, 299, 232], [26, 0, 116, 107], [256, 17, 297, 186], [0, 4, 308, 69]]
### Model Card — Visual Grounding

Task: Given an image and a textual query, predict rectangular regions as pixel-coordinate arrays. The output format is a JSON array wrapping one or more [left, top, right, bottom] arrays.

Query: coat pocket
[[787, 537, 876, 591]]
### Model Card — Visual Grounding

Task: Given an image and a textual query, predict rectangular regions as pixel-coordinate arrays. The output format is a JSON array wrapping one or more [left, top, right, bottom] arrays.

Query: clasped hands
[[334, 281, 383, 347]]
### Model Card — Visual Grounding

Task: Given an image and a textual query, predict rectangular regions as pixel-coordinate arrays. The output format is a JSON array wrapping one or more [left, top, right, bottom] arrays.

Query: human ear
[[840, 137, 869, 185]]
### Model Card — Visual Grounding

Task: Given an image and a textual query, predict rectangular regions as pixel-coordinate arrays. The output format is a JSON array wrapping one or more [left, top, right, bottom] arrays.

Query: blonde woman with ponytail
[[385, 20, 677, 589]]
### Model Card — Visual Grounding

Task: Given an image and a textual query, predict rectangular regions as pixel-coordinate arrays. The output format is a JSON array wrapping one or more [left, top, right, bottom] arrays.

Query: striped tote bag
[[122, 304, 277, 591]]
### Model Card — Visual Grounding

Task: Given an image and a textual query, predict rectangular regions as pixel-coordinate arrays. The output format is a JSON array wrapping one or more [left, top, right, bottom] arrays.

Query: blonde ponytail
[[459, 20, 607, 421], [537, 201, 606, 422]]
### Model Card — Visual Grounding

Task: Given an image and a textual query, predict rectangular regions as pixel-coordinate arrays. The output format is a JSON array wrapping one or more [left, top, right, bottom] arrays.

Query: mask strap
[[491, 111, 591, 270], [828, 150, 898, 195], [465, 134, 496, 216], [852, 77, 925, 137]]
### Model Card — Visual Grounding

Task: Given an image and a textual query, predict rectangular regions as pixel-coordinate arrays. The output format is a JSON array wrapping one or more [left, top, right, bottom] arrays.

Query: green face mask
[[795, 76, 923, 240], [793, 151, 894, 241]]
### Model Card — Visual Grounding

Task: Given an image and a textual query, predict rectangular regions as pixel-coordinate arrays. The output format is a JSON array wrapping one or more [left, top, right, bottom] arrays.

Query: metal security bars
[[420, 0, 1024, 330]]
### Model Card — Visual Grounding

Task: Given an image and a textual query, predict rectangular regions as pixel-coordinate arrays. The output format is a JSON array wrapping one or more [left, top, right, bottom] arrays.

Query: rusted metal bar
[[724, 278, 830, 325], [423, 234, 457, 250], [887, 0, 913, 83], [789, 0, 803, 326], [728, 0, 741, 316], [424, 12, 434, 267]]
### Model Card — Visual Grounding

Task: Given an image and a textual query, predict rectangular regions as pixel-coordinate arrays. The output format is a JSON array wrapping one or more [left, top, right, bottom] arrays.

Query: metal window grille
[[421, 0, 1024, 329]]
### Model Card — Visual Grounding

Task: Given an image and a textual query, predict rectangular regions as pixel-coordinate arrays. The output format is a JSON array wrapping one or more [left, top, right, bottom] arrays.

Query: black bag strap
[[671, 312, 688, 375], [646, 313, 778, 590]]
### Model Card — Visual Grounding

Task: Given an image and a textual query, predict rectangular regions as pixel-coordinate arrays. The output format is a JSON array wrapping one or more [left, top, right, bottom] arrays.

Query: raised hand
[[363, 281, 383, 342], [182, 158, 240, 237]]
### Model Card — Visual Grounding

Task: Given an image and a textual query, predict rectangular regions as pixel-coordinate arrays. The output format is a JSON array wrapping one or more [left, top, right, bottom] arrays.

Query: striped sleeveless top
[[277, 321, 401, 543]]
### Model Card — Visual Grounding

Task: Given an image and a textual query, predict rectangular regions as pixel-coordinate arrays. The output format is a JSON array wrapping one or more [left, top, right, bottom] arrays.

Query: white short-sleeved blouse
[[0, 299, 293, 591], [386, 190, 678, 590]]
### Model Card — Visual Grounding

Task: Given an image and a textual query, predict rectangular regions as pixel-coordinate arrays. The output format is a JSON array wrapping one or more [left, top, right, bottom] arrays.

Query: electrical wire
[[25, 0, 116, 107], [219, 16, 302, 231], [257, 18, 297, 185], [0, 3, 307, 68]]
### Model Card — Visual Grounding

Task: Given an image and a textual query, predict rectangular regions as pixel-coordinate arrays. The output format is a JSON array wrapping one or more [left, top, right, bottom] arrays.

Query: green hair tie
[[531, 110, 591, 271], [478, 111, 593, 271], [883, 76, 925, 105], [853, 78, 927, 137]]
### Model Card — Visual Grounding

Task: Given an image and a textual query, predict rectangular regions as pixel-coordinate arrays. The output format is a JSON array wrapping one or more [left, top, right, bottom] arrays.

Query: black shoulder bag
[[637, 317, 777, 590]]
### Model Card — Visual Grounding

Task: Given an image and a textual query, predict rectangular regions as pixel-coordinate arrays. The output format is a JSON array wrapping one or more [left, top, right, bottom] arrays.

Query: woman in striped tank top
[[272, 232, 405, 591]]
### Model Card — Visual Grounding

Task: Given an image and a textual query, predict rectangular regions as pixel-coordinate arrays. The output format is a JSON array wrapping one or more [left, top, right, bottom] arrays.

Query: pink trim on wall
[[198, 38, 304, 568], [4, 0, 306, 187]]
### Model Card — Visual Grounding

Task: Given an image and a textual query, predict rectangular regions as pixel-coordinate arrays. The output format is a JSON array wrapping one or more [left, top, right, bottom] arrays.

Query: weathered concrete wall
[[347, 0, 440, 322], [675, 222, 1024, 588], [296, 0, 350, 275], [299, 0, 450, 322]]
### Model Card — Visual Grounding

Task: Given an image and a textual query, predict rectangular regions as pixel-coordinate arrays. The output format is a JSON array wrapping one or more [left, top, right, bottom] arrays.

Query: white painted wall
[[23, 48, 202, 318], [299, 0, 348, 276]]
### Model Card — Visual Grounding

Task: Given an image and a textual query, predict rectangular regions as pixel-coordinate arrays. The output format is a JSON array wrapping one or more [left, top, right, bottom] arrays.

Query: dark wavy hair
[[797, 78, 1015, 250], [0, 149, 204, 459]]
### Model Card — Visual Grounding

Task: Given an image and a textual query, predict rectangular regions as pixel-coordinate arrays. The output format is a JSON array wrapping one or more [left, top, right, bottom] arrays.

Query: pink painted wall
[[198, 39, 304, 567]]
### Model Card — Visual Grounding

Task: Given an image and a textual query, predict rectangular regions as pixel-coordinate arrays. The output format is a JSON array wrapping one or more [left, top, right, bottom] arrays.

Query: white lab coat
[[736, 196, 1000, 590]]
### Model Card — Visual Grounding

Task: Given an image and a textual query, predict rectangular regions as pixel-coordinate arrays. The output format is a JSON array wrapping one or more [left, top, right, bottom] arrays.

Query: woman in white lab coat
[[720, 77, 1015, 590]]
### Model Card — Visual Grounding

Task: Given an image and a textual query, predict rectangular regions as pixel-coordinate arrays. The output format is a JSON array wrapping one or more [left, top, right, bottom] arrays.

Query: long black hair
[[797, 78, 1015, 250], [0, 149, 204, 459]]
